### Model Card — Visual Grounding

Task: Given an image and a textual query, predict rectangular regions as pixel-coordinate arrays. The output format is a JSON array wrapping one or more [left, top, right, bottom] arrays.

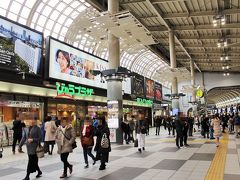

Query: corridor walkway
[[0, 128, 240, 180]]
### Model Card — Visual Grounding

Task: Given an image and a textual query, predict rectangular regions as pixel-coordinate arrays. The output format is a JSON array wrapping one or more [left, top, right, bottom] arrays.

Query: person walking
[[94, 116, 111, 170], [166, 116, 172, 135], [211, 114, 221, 147], [21, 119, 42, 180], [121, 118, 130, 144], [175, 117, 184, 149], [80, 117, 96, 168], [155, 116, 162, 136], [135, 111, 146, 153], [55, 117, 76, 178], [144, 116, 150, 136], [12, 115, 25, 154], [201, 115, 210, 138], [44, 117, 57, 155], [128, 116, 135, 142]]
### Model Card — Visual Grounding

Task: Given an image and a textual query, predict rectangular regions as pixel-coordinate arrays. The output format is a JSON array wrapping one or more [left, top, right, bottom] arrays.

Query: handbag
[[134, 139, 138, 147], [82, 136, 93, 146], [36, 144, 44, 158], [100, 133, 109, 149], [60, 130, 77, 149]]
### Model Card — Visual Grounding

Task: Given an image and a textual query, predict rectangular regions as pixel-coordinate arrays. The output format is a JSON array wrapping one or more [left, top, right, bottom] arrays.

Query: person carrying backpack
[[94, 116, 111, 170]]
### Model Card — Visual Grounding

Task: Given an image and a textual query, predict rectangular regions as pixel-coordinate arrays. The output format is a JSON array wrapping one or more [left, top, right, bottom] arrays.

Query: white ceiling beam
[[155, 34, 240, 40], [120, 0, 146, 5], [151, 0, 190, 3], [145, 0, 192, 60], [149, 23, 240, 31]]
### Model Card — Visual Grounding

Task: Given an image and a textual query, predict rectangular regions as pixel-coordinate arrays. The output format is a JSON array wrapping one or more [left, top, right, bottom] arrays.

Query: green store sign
[[56, 82, 94, 97], [136, 98, 153, 106]]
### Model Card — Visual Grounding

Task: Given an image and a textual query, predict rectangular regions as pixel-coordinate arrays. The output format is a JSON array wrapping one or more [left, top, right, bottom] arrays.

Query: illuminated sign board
[[0, 16, 43, 75], [47, 37, 131, 94], [136, 98, 153, 106], [56, 82, 94, 98]]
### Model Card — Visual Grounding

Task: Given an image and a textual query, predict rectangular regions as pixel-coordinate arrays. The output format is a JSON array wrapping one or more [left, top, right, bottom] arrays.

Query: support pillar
[[190, 59, 197, 115], [169, 30, 179, 110], [107, 0, 123, 144]]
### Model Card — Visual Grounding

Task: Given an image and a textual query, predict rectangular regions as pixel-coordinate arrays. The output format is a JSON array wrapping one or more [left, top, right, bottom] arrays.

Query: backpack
[[101, 133, 109, 149]]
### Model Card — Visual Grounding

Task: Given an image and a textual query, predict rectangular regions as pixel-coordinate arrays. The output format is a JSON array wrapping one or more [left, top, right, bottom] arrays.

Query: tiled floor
[[0, 128, 240, 180]]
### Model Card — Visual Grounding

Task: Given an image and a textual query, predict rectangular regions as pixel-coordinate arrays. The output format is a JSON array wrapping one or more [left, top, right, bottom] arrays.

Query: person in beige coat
[[55, 117, 76, 178], [44, 118, 57, 155], [211, 114, 221, 147]]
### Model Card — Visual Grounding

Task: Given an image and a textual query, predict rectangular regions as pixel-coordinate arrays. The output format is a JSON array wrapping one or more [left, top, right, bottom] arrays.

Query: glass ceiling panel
[[0, 0, 170, 87]]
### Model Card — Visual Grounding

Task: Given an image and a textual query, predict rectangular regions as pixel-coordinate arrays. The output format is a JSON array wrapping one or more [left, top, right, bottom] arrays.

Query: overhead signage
[[56, 82, 94, 99], [0, 16, 43, 74], [47, 37, 131, 94], [137, 98, 153, 106]]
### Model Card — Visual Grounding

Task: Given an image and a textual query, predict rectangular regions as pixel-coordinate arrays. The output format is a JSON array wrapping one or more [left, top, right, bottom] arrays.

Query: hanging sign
[[196, 89, 204, 98], [56, 82, 94, 99]]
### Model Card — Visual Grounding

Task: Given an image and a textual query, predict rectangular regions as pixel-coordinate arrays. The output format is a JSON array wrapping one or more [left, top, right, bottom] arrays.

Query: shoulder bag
[[60, 130, 77, 149]]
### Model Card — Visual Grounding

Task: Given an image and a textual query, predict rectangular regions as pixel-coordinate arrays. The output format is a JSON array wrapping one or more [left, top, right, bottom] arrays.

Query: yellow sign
[[196, 89, 204, 98]]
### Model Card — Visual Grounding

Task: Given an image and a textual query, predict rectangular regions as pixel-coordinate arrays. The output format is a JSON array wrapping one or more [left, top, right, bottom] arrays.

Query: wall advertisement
[[48, 37, 131, 94], [154, 82, 162, 101], [145, 78, 154, 99], [0, 16, 43, 74], [132, 73, 144, 98], [107, 100, 119, 129]]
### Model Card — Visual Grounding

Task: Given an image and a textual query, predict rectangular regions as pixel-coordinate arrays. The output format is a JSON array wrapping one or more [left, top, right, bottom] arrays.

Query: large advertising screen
[[145, 78, 154, 99], [47, 37, 131, 94], [0, 16, 42, 74], [154, 82, 162, 101], [132, 73, 144, 97]]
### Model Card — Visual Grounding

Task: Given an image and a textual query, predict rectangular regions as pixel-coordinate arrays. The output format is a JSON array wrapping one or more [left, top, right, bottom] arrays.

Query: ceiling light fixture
[[220, 55, 229, 61], [213, 15, 226, 26], [217, 39, 228, 48]]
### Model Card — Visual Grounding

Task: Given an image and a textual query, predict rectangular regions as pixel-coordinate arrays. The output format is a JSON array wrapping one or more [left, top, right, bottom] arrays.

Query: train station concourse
[[0, 0, 240, 180]]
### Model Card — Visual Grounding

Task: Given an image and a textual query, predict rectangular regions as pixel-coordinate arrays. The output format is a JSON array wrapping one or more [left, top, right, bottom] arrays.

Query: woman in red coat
[[80, 117, 96, 168]]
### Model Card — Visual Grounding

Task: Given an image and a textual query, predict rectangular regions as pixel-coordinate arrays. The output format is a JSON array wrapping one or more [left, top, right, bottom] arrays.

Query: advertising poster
[[162, 86, 171, 101], [145, 78, 154, 99], [0, 16, 42, 74], [107, 100, 119, 129], [132, 73, 144, 97], [154, 82, 162, 101], [48, 38, 131, 93], [109, 128, 116, 143]]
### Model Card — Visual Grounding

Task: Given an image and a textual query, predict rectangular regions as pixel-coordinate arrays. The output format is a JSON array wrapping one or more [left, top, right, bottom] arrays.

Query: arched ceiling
[[0, 0, 171, 87], [207, 86, 240, 106]]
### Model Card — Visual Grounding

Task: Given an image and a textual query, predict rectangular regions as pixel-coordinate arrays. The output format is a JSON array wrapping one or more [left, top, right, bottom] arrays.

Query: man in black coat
[[155, 116, 162, 136], [188, 117, 194, 136], [175, 118, 184, 148], [12, 115, 25, 154]]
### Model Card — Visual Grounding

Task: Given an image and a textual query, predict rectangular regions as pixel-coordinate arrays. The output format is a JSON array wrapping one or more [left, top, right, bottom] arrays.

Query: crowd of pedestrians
[[8, 110, 240, 179]]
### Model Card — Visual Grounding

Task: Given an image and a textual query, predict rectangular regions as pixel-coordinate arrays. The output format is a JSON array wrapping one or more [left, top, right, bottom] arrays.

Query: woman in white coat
[[44, 118, 57, 155]]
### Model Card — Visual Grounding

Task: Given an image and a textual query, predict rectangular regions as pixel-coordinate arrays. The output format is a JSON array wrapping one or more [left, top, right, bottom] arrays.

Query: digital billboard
[[154, 82, 162, 101], [47, 37, 131, 94], [0, 16, 43, 74], [132, 73, 144, 98], [145, 78, 154, 99]]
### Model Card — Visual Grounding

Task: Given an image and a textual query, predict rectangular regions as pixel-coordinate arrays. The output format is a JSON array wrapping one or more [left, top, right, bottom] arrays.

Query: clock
[[196, 89, 204, 98]]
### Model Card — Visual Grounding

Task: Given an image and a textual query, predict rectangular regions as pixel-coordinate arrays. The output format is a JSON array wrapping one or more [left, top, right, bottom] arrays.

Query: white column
[[107, 0, 123, 144], [169, 30, 179, 110], [190, 59, 196, 102]]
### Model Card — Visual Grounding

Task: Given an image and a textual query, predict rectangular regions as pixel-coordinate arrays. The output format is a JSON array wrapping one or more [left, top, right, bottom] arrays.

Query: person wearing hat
[[21, 118, 42, 180], [80, 116, 96, 168]]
